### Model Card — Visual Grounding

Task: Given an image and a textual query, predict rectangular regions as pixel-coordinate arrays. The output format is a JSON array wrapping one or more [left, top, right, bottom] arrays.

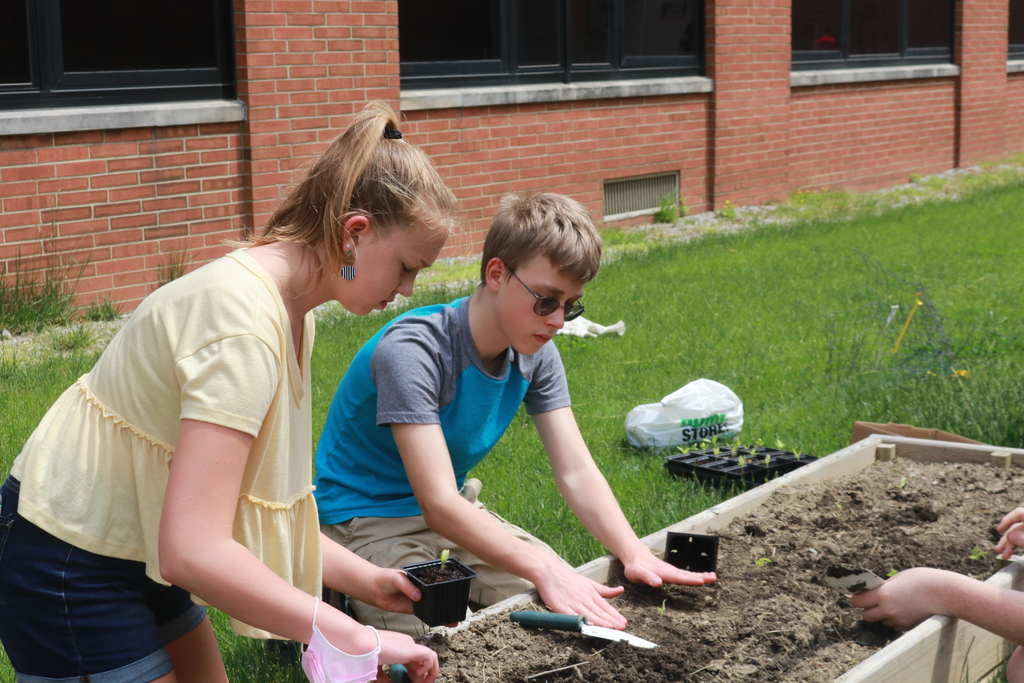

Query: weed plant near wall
[[0, 255, 81, 334]]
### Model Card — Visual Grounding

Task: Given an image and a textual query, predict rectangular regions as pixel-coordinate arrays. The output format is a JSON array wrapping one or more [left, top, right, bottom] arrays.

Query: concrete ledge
[[1009, 60, 1024, 74], [0, 100, 247, 136], [791, 63, 960, 88], [400, 76, 713, 111]]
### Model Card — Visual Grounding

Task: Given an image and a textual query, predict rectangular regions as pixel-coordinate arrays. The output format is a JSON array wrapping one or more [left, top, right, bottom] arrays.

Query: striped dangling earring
[[341, 244, 355, 281]]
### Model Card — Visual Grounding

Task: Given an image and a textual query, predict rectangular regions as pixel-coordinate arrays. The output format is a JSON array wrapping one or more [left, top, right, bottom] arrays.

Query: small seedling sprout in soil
[[969, 546, 987, 561], [440, 548, 450, 571], [898, 476, 908, 490], [657, 599, 667, 616], [887, 569, 899, 578], [755, 557, 772, 569]]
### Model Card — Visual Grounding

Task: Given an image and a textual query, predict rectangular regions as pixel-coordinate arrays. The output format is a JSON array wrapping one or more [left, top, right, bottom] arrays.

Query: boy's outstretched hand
[[623, 553, 718, 588], [533, 563, 629, 630], [533, 554, 717, 630]]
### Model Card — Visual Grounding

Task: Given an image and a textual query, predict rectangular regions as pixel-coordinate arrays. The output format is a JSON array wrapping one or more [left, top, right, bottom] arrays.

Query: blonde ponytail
[[244, 101, 459, 282]]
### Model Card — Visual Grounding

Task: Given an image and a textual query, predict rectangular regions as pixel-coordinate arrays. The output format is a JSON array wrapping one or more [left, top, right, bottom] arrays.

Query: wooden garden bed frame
[[441, 434, 1024, 682]]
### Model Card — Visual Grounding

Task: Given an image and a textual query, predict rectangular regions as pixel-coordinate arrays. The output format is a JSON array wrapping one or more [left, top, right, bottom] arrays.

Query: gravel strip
[[5, 162, 1023, 366]]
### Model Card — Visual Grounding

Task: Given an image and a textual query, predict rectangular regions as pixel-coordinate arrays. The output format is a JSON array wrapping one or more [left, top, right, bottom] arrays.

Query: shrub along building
[[2, 0, 1024, 309]]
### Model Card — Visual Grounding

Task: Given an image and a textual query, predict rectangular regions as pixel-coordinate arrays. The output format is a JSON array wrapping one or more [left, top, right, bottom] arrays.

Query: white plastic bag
[[625, 378, 743, 449], [556, 316, 626, 338]]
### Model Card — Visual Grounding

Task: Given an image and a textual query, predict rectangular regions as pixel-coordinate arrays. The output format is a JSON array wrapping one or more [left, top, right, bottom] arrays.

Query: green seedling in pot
[[737, 454, 748, 468], [897, 476, 908, 490], [763, 453, 772, 466], [755, 557, 772, 569], [969, 546, 986, 561], [886, 569, 899, 578], [657, 599, 667, 616], [439, 548, 450, 571]]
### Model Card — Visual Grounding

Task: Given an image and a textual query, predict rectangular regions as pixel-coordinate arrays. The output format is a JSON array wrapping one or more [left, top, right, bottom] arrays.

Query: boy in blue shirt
[[315, 193, 716, 634]]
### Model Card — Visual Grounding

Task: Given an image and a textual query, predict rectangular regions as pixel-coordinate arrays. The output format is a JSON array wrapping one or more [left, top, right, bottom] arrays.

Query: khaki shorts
[[321, 479, 568, 635]]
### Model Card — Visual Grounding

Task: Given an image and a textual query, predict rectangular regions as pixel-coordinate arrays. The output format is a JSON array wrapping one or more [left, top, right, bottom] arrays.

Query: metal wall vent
[[603, 172, 679, 221]]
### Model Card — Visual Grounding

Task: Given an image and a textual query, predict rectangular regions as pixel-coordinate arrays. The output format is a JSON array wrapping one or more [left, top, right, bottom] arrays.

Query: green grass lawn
[[2, 178, 1023, 680]]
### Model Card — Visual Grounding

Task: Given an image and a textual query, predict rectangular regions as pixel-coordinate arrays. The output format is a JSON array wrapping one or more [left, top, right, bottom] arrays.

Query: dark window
[[1012, 0, 1024, 58], [1, 0, 235, 110], [519, 1, 561, 67], [791, 0, 841, 53], [399, 0, 704, 89], [907, 0, 952, 49], [0, 0, 32, 86], [793, 0, 953, 71]]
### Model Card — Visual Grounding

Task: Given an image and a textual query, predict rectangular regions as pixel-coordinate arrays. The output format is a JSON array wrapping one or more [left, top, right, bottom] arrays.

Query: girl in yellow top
[[0, 101, 457, 683]]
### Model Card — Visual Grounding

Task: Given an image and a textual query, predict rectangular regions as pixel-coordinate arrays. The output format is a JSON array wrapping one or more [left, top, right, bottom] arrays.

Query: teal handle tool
[[510, 611, 585, 631]]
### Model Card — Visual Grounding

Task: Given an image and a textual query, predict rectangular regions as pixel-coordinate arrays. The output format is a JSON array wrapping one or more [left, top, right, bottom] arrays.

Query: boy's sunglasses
[[509, 270, 585, 322]]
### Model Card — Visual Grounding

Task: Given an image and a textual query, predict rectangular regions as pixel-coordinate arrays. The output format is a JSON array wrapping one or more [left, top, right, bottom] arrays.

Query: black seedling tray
[[664, 446, 814, 490], [664, 532, 720, 573]]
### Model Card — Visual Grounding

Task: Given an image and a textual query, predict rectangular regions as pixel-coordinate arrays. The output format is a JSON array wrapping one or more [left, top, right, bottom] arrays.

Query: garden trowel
[[510, 610, 658, 648], [824, 564, 886, 595]]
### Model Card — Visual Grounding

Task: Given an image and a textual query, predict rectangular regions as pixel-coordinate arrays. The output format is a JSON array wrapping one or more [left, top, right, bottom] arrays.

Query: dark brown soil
[[423, 458, 1023, 682], [410, 562, 474, 585]]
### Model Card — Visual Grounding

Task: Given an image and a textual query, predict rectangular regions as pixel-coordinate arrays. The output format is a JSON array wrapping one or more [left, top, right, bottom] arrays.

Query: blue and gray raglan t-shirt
[[314, 296, 571, 525]]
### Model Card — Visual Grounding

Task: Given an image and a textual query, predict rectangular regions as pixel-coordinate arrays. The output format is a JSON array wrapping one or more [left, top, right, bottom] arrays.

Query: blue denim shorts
[[0, 476, 207, 683]]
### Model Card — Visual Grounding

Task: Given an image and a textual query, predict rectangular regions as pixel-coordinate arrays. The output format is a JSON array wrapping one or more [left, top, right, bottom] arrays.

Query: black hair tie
[[383, 129, 403, 140]]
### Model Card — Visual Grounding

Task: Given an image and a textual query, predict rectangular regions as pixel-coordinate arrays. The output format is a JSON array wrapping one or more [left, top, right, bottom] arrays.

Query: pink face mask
[[302, 597, 381, 683]]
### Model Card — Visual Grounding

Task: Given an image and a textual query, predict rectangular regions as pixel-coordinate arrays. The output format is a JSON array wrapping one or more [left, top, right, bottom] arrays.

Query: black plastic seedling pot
[[402, 557, 479, 627], [664, 446, 815, 490], [664, 532, 720, 573]]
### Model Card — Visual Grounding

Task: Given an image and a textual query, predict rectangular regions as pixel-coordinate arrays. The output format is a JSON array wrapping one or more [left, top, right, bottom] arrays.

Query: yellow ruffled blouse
[[11, 250, 321, 638]]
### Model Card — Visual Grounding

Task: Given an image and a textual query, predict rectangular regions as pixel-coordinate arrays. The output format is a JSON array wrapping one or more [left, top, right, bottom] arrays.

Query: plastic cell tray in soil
[[664, 531, 720, 573], [403, 557, 479, 627], [664, 446, 815, 489]]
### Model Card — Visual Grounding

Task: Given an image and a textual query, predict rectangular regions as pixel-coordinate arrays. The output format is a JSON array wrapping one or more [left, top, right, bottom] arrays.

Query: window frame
[[399, 0, 705, 91], [791, 0, 954, 72], [0, 0, 236, 111]]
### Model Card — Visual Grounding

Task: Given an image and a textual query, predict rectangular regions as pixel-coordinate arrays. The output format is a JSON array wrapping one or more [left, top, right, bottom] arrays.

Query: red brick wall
[[0, 125, 245, 310], [0, 0, 403, 312], [402, 96, 711, 251], [789, 80, 958, 192], [4, 0, 1024, 313], [955, 0, 1010, 166], [706, 0, 792, 208], [235, 0, 401, 227], [1006, 74, 1024, 151]]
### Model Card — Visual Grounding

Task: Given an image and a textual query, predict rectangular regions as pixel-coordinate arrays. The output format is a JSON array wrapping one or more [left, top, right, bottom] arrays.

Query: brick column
[[955, 0, 1010, 166], [234, 0, 401, 231], [706, 0, 792, 210]]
